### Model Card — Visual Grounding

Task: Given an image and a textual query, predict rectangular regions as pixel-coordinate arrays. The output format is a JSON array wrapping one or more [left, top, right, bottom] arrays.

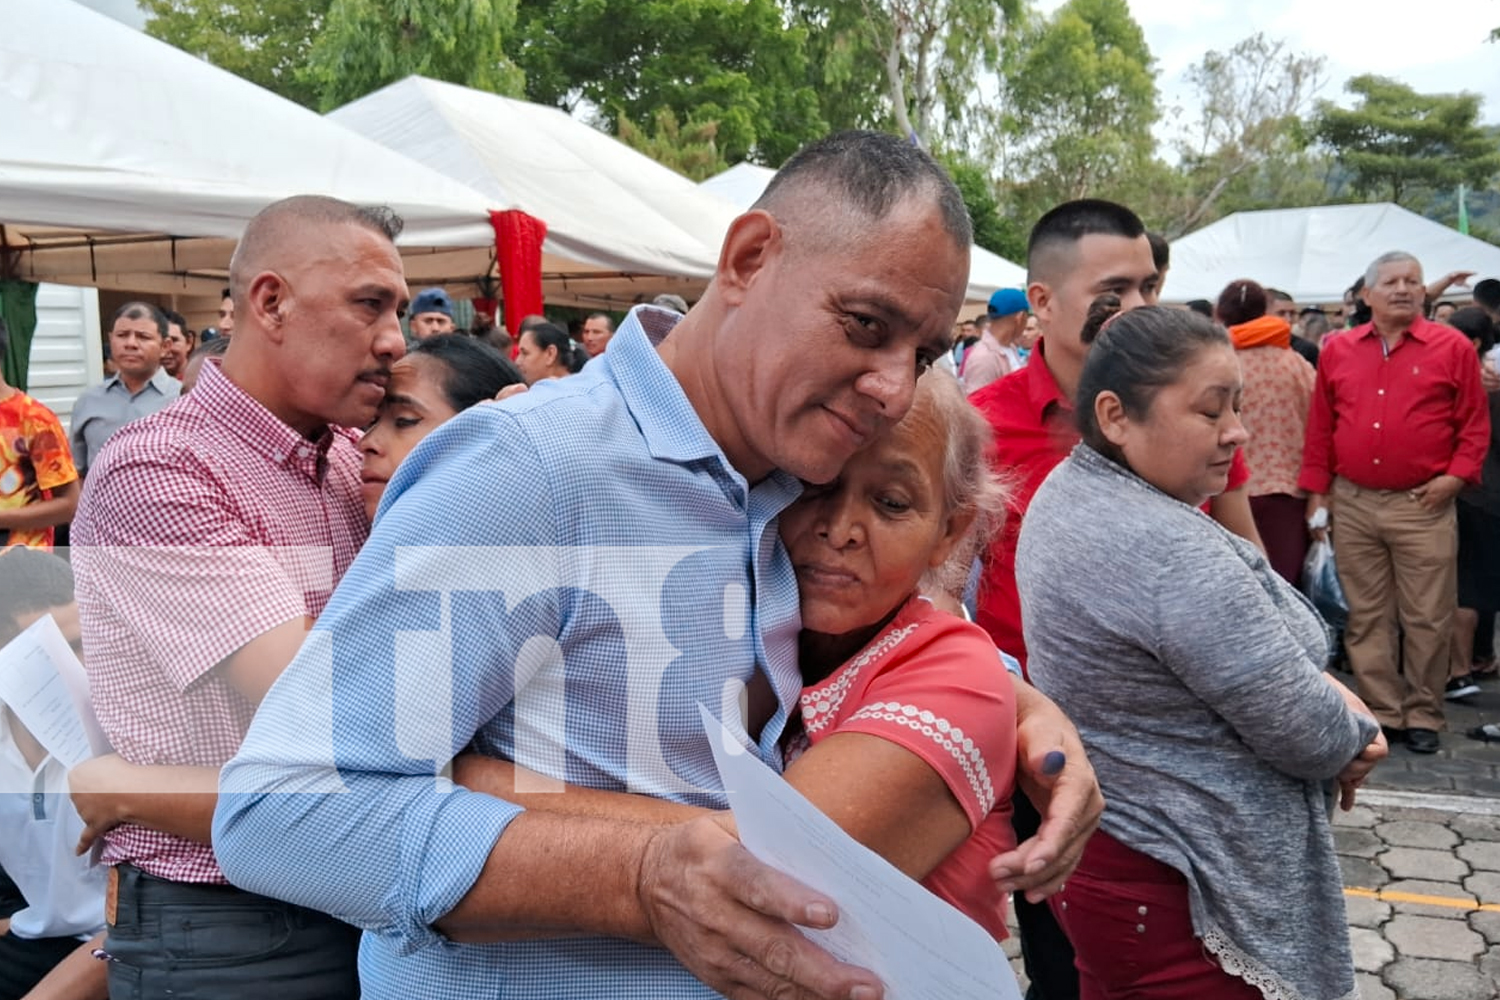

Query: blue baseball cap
[[410, 287, 454, 319], [987, 287, 1029, 319]]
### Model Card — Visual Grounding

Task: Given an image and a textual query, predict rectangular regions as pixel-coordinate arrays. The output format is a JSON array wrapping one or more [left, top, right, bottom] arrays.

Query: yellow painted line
[[1345, 886, 1500, 913]]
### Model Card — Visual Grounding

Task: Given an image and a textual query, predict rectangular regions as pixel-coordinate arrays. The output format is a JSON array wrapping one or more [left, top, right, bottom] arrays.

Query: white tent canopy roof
[[329, 77, 741, 305], [699, 162, 1026, 307], [0, 0, 513, 297], [0, 2, 728, 308], [1166, 203, 1500, 304]]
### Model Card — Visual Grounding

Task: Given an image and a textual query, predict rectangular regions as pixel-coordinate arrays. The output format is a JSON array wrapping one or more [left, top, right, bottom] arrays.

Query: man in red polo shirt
[[969, 199, 1261, 1000], [971, 200, 1261, 670], [1301, 251, 1490, 755]]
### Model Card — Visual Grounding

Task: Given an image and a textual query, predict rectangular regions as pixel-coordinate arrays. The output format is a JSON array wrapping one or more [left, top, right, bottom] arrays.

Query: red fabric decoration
[[470, 297, 498, 324], [489, 210, 547, 338]]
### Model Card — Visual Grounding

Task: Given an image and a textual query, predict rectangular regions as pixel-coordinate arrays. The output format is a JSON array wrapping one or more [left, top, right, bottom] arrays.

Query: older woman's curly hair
[[911, 369, 1010, 598]]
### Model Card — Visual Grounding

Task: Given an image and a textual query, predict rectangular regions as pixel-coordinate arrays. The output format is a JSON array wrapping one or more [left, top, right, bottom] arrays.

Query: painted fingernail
[[1041, 751, 1066, 775]]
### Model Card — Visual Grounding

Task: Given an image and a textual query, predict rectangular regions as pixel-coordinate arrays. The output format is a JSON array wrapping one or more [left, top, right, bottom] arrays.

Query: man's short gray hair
[[1364, 251, 1422, 287], [229, 196, 404, 305], [753, 130, 973, 253]]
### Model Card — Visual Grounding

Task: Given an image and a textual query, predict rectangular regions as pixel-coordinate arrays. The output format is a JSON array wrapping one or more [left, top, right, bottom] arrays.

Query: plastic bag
[[1301, 538, 1348, 631]]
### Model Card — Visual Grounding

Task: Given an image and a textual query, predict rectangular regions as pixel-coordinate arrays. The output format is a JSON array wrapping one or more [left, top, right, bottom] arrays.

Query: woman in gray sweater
[[1016, 299, 1385, 1000]]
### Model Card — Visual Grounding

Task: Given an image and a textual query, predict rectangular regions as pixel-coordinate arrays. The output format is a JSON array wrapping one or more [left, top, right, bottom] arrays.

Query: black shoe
[[1446, 675, 1481, 700], [1406, 727, 1441, 754], [1381, 725, 1406, 745]]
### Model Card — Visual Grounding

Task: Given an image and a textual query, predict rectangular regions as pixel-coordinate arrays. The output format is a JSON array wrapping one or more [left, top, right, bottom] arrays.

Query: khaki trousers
[[1331, 477, 1458, 730]]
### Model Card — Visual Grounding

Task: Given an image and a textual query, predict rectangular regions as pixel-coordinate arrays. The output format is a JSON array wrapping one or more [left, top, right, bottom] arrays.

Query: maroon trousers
[[1250, 492, 1310, 589], [1048, 830, 1263, 1000]]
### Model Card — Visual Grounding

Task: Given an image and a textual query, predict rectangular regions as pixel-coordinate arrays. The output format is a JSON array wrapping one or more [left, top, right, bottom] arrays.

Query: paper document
[[0, 615, 109, 772], [699, 704, 1020, 1000]]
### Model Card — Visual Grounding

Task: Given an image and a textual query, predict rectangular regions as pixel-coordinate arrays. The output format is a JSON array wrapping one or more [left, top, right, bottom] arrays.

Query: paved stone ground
[[1000, 794, 1500, 1000], [1363, 669, 1500, 798], [1335, 791, 1500, 1000]]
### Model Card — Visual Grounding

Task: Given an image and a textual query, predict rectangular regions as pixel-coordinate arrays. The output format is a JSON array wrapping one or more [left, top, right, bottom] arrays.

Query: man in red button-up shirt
[[1300, 251, 1490, 753]]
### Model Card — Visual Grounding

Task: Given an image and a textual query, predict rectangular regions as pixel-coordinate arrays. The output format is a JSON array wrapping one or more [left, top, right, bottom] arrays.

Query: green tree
[[938, 152, 1026, 261], [143, 0, 525, 111], [1000, 0, 1159, 219], [1313, 75, 1500, 205], [616, 109, 729, 181], [781, 0, 1020, 153], [305, 0, 524, 111], [859, 0, 1018, 148], [1166, 34, 1326, 235], [142, 0, 327, 108], [512, 0, 825, 165], [784, 2, 891, 133]]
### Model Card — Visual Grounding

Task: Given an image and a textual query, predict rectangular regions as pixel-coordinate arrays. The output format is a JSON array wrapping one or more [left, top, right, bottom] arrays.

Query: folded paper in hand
[[0, 615, 110, 774], [699, 704, 1020, 1000]]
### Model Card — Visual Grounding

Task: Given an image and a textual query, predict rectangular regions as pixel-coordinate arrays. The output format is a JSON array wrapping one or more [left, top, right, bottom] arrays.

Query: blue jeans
[[104, 864, 360, 999]]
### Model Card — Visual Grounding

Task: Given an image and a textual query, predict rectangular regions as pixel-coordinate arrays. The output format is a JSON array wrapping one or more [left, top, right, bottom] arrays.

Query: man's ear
[[1095, 390, 1130, 447], [246, 271, 289, 345], [1029, 281, 1052, 327], [715, 210, 780, 308]]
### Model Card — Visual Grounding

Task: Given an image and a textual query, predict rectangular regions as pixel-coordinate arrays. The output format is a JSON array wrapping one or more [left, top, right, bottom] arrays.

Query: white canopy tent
[[0, 1, 727, 310], [0, 0, 509, 299], [329, 77, 740, 307], [1165, 203, 1500, 304], [700, 162, 1027, 308]]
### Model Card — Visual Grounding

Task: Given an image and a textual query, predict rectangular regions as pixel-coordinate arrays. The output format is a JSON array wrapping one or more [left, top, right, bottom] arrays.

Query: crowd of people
[[0, 127, 1493, 1000]]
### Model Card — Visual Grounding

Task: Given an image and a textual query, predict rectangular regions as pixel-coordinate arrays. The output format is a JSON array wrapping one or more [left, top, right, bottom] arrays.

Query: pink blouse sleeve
[[832, 614, 1017, 831]]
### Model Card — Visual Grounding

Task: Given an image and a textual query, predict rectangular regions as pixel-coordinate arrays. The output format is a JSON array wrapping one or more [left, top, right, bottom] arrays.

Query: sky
[[79, 0, 1500, 136], [1035, 0, 1500, 138]]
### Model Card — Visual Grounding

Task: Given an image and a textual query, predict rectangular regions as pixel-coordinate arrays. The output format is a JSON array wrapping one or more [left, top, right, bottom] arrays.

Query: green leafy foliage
[[142, 0, 328, 108], [616, 108, 728, 181], [143, 0, 524, 111], [938, 152, 1026, 260], [1313, 75, 1500, 205], [305, 0, 525, 111], [785, 2, 891, 133], [1163, 33, 1327, 235], [512, 0, 825, 166], [861, 0, 1017, 146], [1000, 0, 1158, 220]]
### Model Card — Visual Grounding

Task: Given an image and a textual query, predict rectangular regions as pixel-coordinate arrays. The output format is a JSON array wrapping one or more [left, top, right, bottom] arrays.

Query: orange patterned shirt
[[0, 390, 79, 550], [1236, 346, 1316, 498]]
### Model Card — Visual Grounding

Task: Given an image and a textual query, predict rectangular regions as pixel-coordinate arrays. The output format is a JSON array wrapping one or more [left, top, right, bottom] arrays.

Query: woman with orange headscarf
[[1217, 279, 1318, 586]]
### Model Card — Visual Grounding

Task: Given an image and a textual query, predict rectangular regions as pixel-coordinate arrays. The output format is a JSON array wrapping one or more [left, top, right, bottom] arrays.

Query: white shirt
[[0, 710, 106, 940]]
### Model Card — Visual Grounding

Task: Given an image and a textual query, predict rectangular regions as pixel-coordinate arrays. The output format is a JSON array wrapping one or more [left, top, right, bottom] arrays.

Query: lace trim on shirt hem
[[1200, 924, 1356, 1000]]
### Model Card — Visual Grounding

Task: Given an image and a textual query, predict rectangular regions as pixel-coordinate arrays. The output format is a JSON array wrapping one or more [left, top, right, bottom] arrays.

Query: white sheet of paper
[[699, 704, 1020, 1000], [0, 615, 109, 770]]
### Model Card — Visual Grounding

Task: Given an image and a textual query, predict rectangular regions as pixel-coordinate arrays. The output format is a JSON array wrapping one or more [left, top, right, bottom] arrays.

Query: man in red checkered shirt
[[67, 196, 409, 997]]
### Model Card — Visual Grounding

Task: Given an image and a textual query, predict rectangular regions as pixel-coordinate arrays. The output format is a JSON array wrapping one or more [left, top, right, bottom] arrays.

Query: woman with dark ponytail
[[515, 322, 585, 385], [359, 334, 523, 520], [1016, 300, 1386, 1000]]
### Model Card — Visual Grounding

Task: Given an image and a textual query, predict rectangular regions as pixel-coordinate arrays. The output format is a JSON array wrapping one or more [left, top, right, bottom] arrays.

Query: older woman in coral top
[[1217, 279, 1318, 586]]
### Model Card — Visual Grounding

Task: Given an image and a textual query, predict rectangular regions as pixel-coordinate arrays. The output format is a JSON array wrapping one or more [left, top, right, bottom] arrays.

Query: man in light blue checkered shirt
[[215, 131, 1101, 1000]]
